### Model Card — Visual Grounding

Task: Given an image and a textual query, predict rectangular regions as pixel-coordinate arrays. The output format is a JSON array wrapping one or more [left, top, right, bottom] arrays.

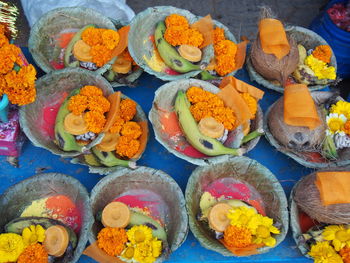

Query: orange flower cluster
[[116, 135, 141, 158], [312, 45, 332, 64], [164, 14, 204, 48], [340, 246, 350, 263], [344, 120, 350, 135], [186, 86, 236, 130], [213, 27, 237, 76], [17, 243, 48, 263], [122, 49, 137, 66], [120, 98, 137, 121], [97, 227, 128, 256], [224, 225, 253, 248], [84, 110, 106, 133], [81, 27, 120, 67]]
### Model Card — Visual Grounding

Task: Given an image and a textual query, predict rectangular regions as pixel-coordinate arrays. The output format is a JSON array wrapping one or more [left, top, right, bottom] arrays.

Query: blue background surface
[[0, 49, 314, 262]]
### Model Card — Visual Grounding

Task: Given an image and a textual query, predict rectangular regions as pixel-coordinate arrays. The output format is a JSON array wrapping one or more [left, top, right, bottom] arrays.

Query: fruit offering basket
[[29, 7, 117, 75], [149, 78, 263, 166], [86, 166, 188, 263], [290, 169, 350, 262], [0, 172, 93, 263], [128, 6, 213, 81], [264, 90, 350, 168], [185, 157, 288, 256]]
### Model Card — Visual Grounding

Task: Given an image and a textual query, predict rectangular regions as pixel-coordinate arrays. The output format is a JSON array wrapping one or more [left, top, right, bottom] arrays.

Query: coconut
[[128, 6, 213, 81], [29, 7, 116, 74], [0, 173, 93, 263], [89, 166, 188, 262], [19, 68, 114, 158], [185, 157, 289, 256], [148, 79, 263, 166]]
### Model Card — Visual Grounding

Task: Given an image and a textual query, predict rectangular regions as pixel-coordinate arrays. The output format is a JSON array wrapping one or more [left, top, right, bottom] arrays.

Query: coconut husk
[[128, 6, 213, 81], [185, 157, 288, 256], [247, 26, 338, 93], [19, 68, 114, 158], [0, 173, 93, 263], [265, 91, 350, 168], [89, 166, 188, 262], [28, 6, 116, 74], [148, 79, 263, 166]]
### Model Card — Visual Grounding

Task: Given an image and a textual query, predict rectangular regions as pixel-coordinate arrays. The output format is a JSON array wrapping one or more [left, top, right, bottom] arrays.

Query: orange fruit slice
[[178, 44, 202, 62], [112, 56, 132, 74], [101, 201, 131, 228], [64, 113, 89, 135], [96, 132, 120, 152], [43, 225, 69, 257], [73, 40, 92, 62], [208, 203, 232, 232]]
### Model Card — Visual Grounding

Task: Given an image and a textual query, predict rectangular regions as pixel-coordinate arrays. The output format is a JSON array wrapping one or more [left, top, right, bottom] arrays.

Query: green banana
[[155, 21, 201, 73], [175, 90, 242, 156], [322, 134, 338, 160]]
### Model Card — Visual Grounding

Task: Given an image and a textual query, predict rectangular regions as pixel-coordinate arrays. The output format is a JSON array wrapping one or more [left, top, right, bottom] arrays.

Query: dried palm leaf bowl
[[185, 157, 288, 256], [128, 6, 213, 81], [264, 91, 350, 168], [89, 166, 188, 262], [246, 26, 337, 93], [20, 67, 114, 158], [29, 6, 116, 74], [0, 172, 93, 263], [290, 168, 350, 257], [149, 79, 263, 166]]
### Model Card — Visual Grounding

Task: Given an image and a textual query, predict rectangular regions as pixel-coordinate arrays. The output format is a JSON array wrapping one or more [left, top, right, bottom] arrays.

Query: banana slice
[[44, 225, 69, 257], [96, 132, 120, 152], [73, 40, 93, 62], [178, 45, 202, 63], [64, 113, 89, 135], [101, 201, 131, 228], [112, 57, 132, 74], [208, 203, 232, 232], [198, 117, 225, 138]]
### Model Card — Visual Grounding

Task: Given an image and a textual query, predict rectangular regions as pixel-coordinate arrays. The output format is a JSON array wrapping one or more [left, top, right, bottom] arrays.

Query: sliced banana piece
[[198, 117, 225, 138], [178, 44, 202, 63]]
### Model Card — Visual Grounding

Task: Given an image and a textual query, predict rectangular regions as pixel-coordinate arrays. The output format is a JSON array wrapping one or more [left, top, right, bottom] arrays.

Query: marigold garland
[[312, 45, 332, 64], [97, 227, 127, 257], [116, 135, 140, 158], [17, 243, 48, 263], [120, 99, 137, 121], [121, 121, 142, 139], [223, 225, 253, 248], [68, 94, 88, 115], [84, 110, 106, 133]]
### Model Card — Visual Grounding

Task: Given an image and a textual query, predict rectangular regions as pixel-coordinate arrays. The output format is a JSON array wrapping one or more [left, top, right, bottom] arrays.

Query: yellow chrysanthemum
[[247, 214, 280, 247], [309, 241, 343, 263], [323, 225, 350, 252], [226, 206, 257, 227], [330, 101, 350, 120], [22, 225, 45, 246], [0, 233, 25, 263], [133, 238, 162, 263], [326, 113, 347, 135], [127, 225, 153, 244], [305, 54, 336, 80]]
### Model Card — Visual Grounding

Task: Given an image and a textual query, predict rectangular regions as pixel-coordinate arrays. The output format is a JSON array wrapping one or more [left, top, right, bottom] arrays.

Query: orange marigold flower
[[212, 107, 236, 131], [88, 95, 111, 113], [340, 246, 350, 263], [122, 49, 137, 65], [82, 27, 103, 46], [84, 110, 106, 133], [109, 116, 125, 134], [312, 45, 332, 64], [0, 33, 9, 48], [186, 86, 215, 103], [97, 227, 128, 257], [102, 29, 120, 50], [116, 135, 140, 158], [0, 76, 6, 97], [224, 225, 253, 248], [0, 24, 5, 35], [80, 85, 103, 97], [68, 94, 88, 115], [241, 93, 257, 119], [214, 39, 237, 57], [120, 99, 137, 121], [344, 120, 350, 135], [17, 243, 48, 263], [190, 102, 212, 122], [215, 54, 236, 76], [186, 28, 204, 48], [213, 27, 226, 44], [165, 14, 189, 28], [0, 43, 22, 74], [164, 26, 189, 46], [90, 44, 113, 67], [121, 121, 142, 139]]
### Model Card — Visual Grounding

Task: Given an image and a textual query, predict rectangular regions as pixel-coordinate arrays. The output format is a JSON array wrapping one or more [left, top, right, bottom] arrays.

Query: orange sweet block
[[191, 14, 214, 48], [220, 76, 264, 100], [103, 92, 121, 132], [111, 25, 130, 58], [219, 239, 264, 256], [259, 18, 290, 59], [231, 39, 249, 71], [83, 242, 126, 263], [132, 121, 148, 159]]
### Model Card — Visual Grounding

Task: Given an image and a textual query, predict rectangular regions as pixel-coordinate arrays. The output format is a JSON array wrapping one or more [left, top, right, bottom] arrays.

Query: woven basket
[[246, 25, 337, 93], [149, 79, 263, 166], [0, 173, 93, 263], [264, 91, 350, 168], [89, 166, 188, 262], [19, 68, 114, 158], [29, 7, 116, 74], [185, 157, 288, 256], [128, 6, 213, 81]]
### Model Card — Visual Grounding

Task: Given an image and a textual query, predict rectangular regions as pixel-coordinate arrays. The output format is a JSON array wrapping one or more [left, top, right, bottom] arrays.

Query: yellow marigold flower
[[121, 121, 142, 139], [323, 225, 350, 252], [80, 85, 103, 97], [340, 246, 350, 263], [17, 243, 48, 263], [127, 225, 153, 244], [186, 28, 204, 48], [121, 244, 135, 260], [88, 95, 111, 113], [133, 238, 162, 263], [330, 100, 350, 120], [247, 214, 280, 247], [312, 45, 332, 64], [164, 26, 189, 46], [305, 54, 336, 80], [223, 225, 253, 248], [120, 98, 137, 121], [165, 14, 189, 28], [116, 135, 140, 158], [97, 227, 127, 257], [215, 54, 236, 76], [0, 33, 9, 48], [309, 241, 343, 263], [84, 110, 106, 133], [68, 94, 88, 115], [241, 93, 257, 119], [82, 27, 103, 46], [214, 39, 237, 57], [90, 44, 113, 67], [0, 233, 25, 263], [102, 29, 120, 50], [213, 27, 226, 44], [227, 206, 257, 227], [109, 116, 125, 134], [22, 225, 45, 246]]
